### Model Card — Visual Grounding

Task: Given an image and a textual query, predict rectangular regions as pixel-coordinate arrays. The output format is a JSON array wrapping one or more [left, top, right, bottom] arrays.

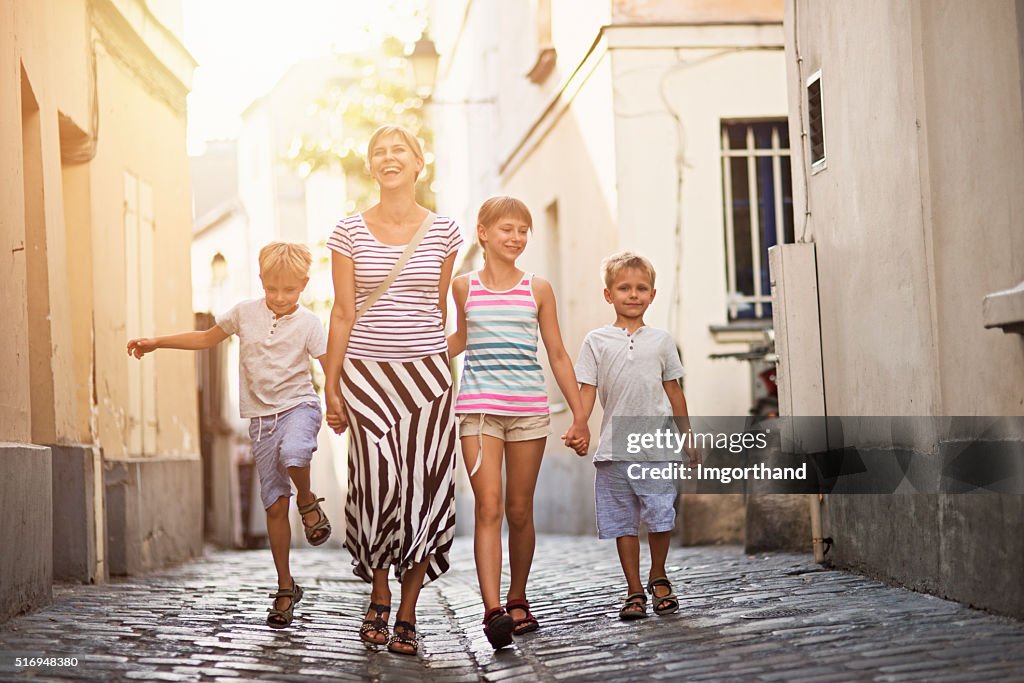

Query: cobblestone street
[[1, 535, 1023, 682]]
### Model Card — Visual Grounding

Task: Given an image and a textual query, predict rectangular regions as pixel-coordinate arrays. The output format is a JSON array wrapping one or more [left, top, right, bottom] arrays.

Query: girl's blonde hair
[[258, 242, 312, 279], [366, 124, 425, 175], [600, 251, 656, 288]]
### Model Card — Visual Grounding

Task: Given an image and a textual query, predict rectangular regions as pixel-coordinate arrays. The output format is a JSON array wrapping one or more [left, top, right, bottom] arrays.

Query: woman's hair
[[258, 242, 312, 279], [600, 251, 656, 288], [477, 196, 533, 229], [366, 124, 425, 174]]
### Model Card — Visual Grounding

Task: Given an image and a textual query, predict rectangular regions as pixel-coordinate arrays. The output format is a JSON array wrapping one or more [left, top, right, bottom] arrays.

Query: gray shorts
[[248, 401, 322, 510], [594, 462, 677, 539]]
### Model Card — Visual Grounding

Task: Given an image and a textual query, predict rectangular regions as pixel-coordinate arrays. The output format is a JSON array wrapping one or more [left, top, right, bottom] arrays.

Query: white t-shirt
[[574, 325, 685, 462], [215, 299, 327, 418]]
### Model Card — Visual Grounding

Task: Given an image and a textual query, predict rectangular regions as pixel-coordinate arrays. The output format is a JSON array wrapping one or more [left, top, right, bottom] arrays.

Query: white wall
[[610, 28, 788, 415]]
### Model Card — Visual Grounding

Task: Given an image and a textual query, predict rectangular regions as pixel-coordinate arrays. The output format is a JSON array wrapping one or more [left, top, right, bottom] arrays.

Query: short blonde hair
[[258, 242, 312, 279], [366, 124, 425, 174], [601, 251, 656, 289]]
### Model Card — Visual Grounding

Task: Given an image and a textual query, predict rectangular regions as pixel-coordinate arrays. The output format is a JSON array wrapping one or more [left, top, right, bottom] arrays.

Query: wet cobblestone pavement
[[1, 535, 1023, 681]]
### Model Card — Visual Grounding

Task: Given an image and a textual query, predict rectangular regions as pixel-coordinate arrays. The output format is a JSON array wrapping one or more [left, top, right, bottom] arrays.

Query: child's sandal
[[359, 602, 391, 645], [298, 496, 332, 546], [619, 591, 648, 620], [504, 598, 539, 636], [266, 582, 304, 629], [387, 620, 419, 656], [646, 577, 679, 616], [482, 606, 514, 650]]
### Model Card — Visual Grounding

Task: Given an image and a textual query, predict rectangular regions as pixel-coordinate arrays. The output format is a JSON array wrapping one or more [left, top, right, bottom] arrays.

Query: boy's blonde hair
[[601, 251, 656, 289], [258, 242, 312, 279], [366, 124, 425, 175]]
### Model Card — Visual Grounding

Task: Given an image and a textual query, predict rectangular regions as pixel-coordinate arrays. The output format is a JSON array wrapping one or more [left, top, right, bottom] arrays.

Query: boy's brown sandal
[[619, 591, 648, 620], [504, 598, 539, 635], [646, 577, 679, 615], [266, 582, 303, 629], [359, 602, 391, 644], [298, 496, 332, 546]]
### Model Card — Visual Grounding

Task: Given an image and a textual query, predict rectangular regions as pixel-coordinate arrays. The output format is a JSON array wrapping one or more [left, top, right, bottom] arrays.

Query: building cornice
[[89, 0, 197, 118], [499, 22, 784, 181]]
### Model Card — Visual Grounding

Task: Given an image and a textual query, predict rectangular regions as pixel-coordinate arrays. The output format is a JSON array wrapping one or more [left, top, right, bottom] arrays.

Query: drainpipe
[[809, 493, 825, 563]]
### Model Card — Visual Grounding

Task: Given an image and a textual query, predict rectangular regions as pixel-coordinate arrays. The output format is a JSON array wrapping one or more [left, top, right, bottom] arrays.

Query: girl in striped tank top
[[448, 196, 590, 649]]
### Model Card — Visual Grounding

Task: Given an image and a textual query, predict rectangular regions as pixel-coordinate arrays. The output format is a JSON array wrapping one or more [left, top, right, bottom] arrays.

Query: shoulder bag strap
[[354, 211, 436, 322]]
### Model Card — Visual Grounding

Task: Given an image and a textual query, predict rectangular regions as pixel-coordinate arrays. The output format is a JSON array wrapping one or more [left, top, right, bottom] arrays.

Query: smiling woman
[[321, 124, 463, 656]]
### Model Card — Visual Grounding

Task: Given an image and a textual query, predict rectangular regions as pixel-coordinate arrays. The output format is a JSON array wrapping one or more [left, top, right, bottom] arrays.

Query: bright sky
[[182, 0, 424, 155]]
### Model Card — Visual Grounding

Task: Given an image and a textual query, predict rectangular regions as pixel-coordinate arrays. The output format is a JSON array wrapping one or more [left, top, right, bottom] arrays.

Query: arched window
[[211, 252, 228, 285]]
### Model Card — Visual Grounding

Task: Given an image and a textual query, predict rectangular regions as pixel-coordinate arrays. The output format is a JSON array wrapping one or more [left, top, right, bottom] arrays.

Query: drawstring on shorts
[[256, 412, 280, 442], [467, 413, 485, 477]]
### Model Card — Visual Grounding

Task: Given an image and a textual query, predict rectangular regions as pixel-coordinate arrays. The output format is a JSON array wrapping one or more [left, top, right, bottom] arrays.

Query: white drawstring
[[256, 412, 280, 442]]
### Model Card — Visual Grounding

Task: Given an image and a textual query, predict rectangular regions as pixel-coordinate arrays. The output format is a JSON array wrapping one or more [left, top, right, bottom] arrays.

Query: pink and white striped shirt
[[327, 213, 462, 361], [454, 272, 550, 416]]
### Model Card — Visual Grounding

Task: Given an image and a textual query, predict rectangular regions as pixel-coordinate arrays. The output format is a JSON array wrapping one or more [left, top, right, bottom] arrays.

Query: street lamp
[[409, 33, 439, 98], [407, 31, 496, 106]]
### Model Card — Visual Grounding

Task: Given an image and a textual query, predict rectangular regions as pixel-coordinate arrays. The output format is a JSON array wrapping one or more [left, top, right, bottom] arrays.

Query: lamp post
[[409, 33, 439, 99], [407, 32, 495, 106]]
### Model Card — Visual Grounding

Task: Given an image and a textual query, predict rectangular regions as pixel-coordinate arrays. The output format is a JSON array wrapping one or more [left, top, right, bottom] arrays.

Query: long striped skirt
[[340, 352, 457, 584]]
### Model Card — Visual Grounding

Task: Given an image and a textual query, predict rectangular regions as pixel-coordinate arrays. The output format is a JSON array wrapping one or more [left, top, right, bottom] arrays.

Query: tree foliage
[[287, 36, 434, 212]]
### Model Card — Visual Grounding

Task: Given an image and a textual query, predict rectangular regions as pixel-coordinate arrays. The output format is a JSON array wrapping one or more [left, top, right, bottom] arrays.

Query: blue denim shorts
[[248, 401, 322, 509], [594, 461, 678, 539]]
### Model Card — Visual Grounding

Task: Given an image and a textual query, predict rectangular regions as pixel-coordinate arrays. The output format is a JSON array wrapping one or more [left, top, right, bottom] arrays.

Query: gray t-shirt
[[215, 299, 327, 418], [574, 325, 685, 462]]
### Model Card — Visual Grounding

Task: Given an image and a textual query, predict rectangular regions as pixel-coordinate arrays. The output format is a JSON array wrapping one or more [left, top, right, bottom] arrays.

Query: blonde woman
[[323, 125, 462, 655]]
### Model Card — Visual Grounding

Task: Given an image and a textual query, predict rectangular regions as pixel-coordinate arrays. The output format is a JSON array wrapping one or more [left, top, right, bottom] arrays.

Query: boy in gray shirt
[[574, 251, 699, 621], [127, 242, 330, 629]]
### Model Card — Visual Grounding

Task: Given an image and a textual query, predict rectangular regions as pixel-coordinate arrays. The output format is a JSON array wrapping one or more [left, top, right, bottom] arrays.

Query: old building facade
[[776, 0, 1024, 618], [1, 0, 200, 622]]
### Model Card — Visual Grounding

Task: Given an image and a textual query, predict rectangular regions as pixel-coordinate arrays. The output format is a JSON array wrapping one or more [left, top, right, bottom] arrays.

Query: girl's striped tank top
[[454, 271, 550, 416]]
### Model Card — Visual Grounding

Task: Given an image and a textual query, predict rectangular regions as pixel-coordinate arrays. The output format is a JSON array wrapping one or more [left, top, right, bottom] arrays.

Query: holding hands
[[684, 441, 702, 467], [324, 391, 348, 434], [562, 419, 590, 456]]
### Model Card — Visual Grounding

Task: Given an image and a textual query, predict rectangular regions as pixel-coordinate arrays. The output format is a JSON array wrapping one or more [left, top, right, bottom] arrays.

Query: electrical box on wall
[[769, 243, 825, 418]]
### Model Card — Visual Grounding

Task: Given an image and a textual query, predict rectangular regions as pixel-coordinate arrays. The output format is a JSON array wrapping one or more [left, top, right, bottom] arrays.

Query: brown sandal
[[647, 577, 679, 615], [266, 582, 303, 629], [297, 496, 332, 546], [619, 592, 648, 620]]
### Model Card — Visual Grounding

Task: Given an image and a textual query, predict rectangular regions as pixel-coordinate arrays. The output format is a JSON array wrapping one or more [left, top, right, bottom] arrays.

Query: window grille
[[721, 120, 795, 320]]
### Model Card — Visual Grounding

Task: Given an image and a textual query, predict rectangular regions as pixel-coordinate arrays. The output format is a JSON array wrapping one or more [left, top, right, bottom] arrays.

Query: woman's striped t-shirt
[[454, 272, 550, 416], [327, 213, 462, 361]]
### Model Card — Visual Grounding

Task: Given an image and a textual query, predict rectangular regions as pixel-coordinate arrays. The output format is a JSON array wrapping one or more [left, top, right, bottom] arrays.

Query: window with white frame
[[721, 120, 795, 320]]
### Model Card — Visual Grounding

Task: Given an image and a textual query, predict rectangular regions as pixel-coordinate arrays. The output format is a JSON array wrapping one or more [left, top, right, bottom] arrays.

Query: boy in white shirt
[[127, 242, 330, 629], [574, 251, 699, 621]]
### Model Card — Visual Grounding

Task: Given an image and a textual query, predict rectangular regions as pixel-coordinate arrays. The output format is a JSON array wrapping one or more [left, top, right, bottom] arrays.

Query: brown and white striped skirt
[[340, 352, 457, 584]]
